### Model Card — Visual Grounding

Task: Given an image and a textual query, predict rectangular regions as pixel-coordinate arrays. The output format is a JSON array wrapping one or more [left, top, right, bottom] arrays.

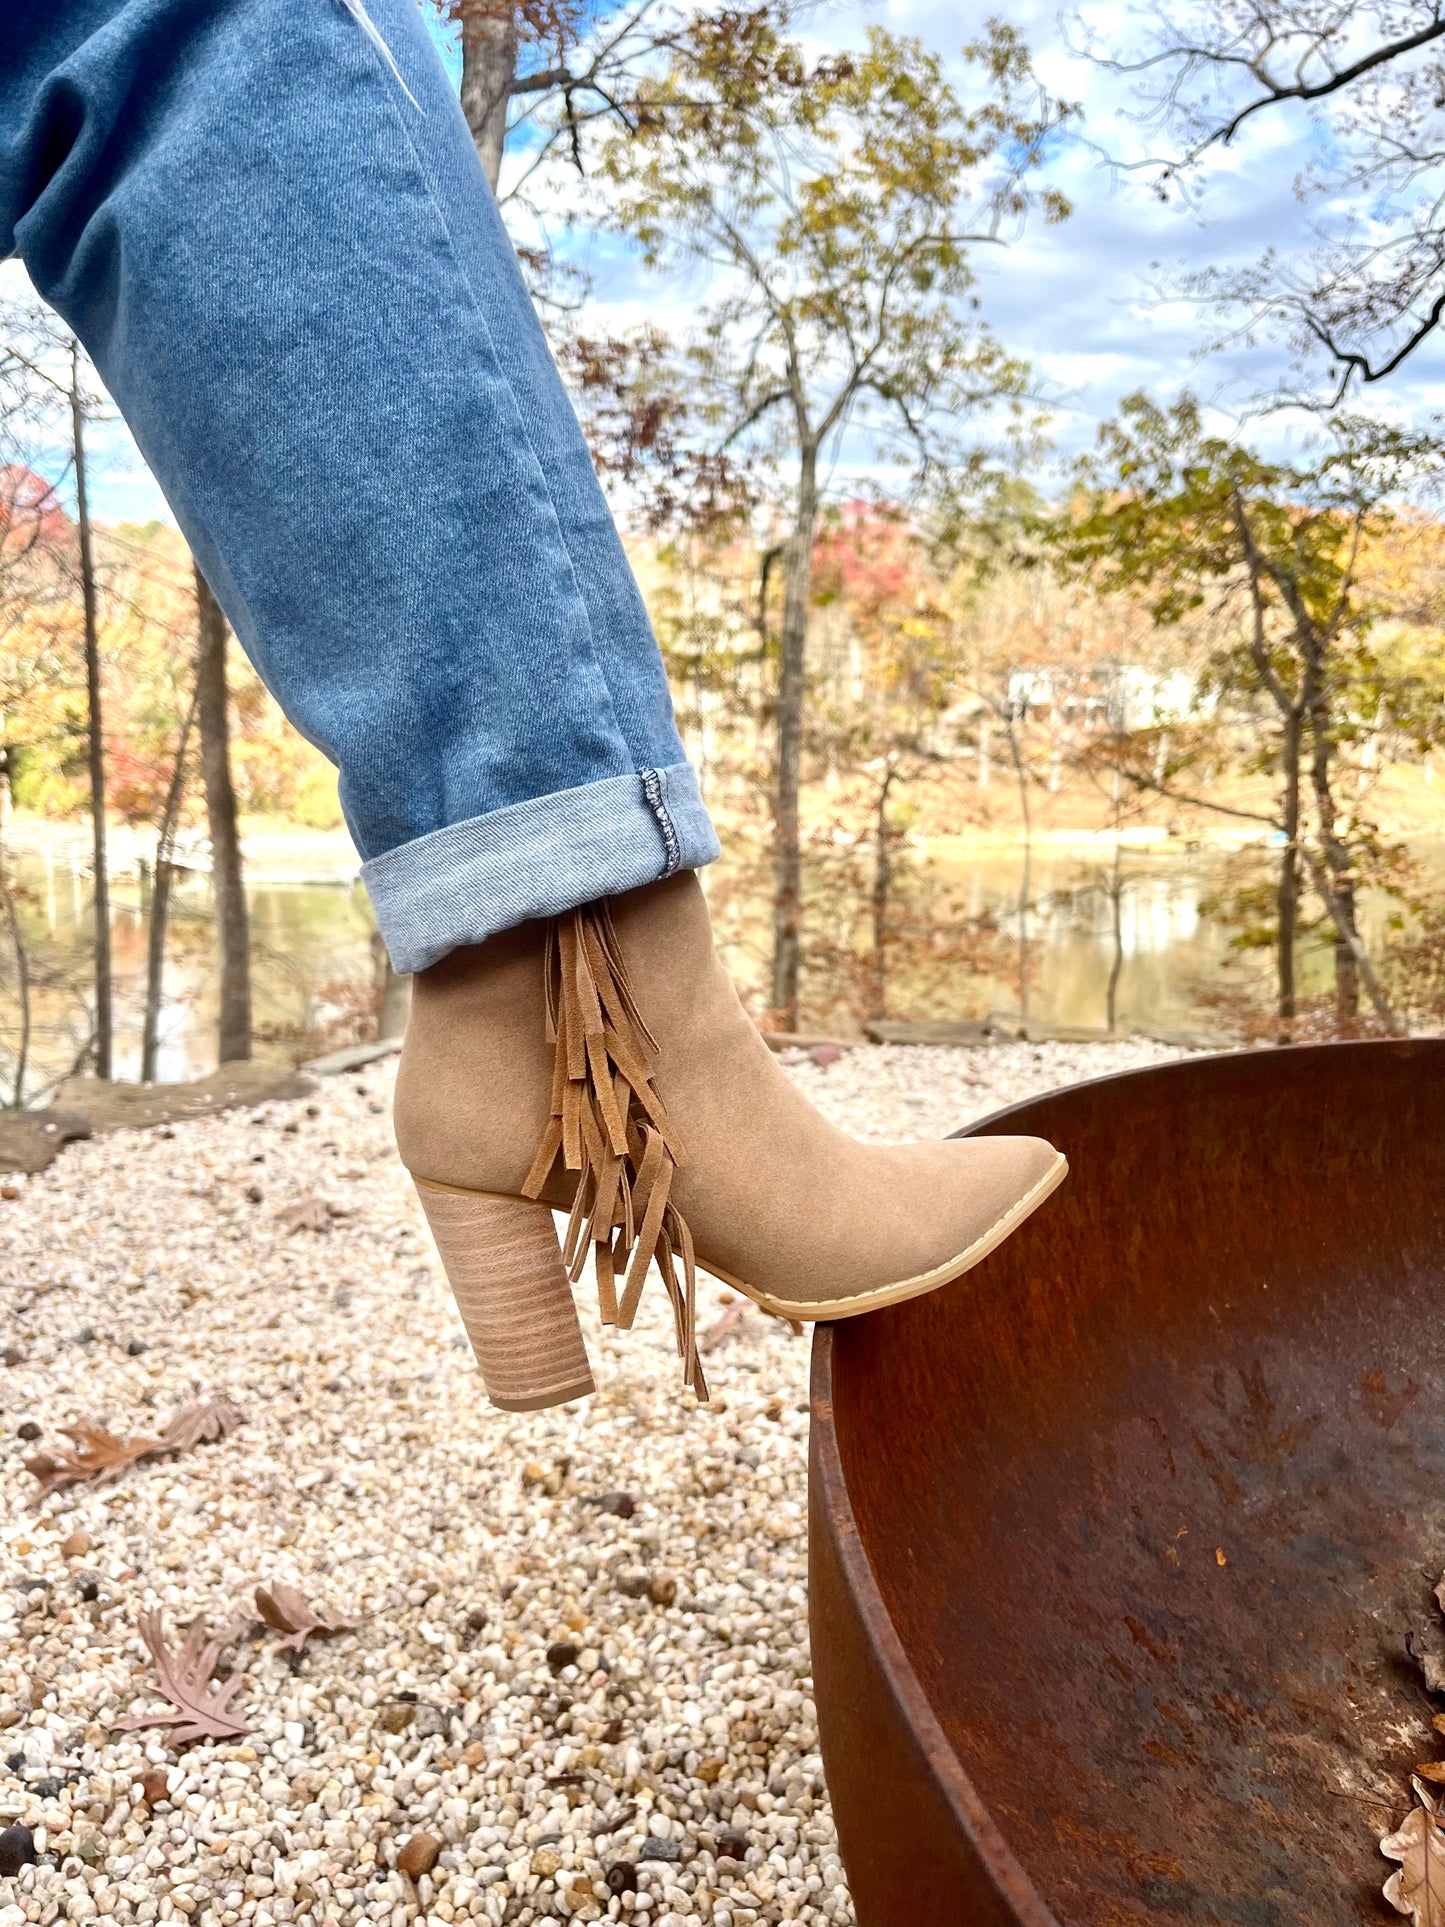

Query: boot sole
[[415, 1150, 1068, 1328]]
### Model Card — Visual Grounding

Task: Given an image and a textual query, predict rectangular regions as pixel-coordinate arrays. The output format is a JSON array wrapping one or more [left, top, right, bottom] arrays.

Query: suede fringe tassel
[[521, 902, 708, 1401]]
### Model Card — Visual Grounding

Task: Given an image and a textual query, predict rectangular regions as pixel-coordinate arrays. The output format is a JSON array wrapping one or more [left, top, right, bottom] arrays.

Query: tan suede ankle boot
[[395, 873, 1066, 1410]]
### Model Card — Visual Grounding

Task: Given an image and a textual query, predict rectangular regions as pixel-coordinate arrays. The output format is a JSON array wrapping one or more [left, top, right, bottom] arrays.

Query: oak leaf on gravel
[[22, 1398, 242, 1499], [159, 1398, 244, 1451], [277, 1195, 348, 1233], [254, 1581, 362, 1654], [117, 1611, 250, 1744], [24, 1420, 167, 1498]]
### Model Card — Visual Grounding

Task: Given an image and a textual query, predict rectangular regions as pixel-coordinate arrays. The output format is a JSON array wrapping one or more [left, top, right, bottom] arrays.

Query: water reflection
[[0, 833, 1434, 1093]]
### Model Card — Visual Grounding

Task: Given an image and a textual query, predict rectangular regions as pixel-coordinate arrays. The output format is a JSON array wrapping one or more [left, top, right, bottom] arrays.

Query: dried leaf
[[253, 1581, 362, 1655], [1409, 1620, 1445, 1696], [22, 1399, 243, 1501], [1434, 1571, 1445, 1621], [699, 1301, 750, 1355], [159, 1399, 244, 1451], [117, 1612, 250, 1744], [1417, 1766, 1445, 1786], [276, 1196, 350, 1233], [24, 1421, 166, 1499], [1384, 1801, 1445, 1923]]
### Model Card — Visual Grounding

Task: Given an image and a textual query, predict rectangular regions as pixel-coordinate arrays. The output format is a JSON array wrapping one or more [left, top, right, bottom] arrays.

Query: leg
[[0, 2, 1066, 1410], [0, 0, 717, 971]]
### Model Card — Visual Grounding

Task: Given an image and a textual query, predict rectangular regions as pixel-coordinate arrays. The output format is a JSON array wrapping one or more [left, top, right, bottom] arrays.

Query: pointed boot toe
[[398, 873, 1068, 1407]]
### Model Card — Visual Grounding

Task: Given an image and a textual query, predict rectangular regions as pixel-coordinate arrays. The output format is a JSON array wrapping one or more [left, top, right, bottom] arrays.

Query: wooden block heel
[[413, 1181, 595, 1412]]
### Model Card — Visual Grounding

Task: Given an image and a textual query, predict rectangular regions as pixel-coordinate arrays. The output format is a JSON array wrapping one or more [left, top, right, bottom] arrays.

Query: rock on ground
[[0, 1040, 1180, 1927]]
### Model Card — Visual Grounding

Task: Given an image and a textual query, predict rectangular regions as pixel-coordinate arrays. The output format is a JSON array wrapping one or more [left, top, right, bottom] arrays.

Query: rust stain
[[813, 1040, 1445, 1927]]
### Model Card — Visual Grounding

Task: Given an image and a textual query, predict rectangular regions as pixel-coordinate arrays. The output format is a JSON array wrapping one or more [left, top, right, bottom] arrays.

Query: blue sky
[[12, 0, 1443, 522]]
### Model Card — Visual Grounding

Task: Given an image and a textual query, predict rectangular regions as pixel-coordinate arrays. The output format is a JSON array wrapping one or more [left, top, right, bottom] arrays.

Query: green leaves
[[597, 16, 1069, 496]]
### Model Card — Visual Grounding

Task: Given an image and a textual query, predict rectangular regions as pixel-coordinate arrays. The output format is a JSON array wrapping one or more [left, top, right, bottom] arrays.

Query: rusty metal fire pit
[[810, 1041, 1445, 1926]]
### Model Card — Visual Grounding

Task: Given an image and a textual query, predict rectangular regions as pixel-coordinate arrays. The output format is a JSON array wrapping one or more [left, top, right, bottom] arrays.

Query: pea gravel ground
[[0, 1038, 1181, 1927]]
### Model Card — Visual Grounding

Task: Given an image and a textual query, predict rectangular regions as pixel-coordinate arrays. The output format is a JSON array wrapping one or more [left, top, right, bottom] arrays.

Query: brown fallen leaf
[[24, 1421, 167, 1499], [699, 1299, 802, 1354], [23, 1398, 243, 1501], [254, 1581, 362, 1655], [1409, 1620, 1445, 1696], [699, 1300, 750, 1355], [159, 1399, 244, 1451], [277, 1195, 332, 1233], [276, 1196, 351, 1233], [1383, 1797, 1445, 1924], [117, 1612, 250, 1744]]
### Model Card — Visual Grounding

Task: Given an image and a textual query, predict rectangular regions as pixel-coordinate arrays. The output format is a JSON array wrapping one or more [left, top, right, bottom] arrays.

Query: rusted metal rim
[[808, 1037, 1445, 1922], [810, 1326, 1063, 1925]]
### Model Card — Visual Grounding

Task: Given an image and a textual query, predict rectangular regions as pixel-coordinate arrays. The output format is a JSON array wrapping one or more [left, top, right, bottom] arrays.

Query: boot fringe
[[521, 900, 708, 1401]]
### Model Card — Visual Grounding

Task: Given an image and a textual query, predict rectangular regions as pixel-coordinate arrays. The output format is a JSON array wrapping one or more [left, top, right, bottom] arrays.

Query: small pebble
[[0, 1041, 1176, 1927], [61, 1529, 91, 1558], [394, 1832, 441, 1878], [0, 1823, 37, 1877], [640, 1837, 682, 1862]]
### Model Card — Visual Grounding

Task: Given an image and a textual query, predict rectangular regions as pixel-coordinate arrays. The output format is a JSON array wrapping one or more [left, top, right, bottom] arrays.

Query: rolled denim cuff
[[361, 762, 721, 973]]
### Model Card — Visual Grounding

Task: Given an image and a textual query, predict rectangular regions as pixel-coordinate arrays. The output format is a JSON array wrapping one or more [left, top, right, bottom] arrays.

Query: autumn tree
[[0, 306, 115, 1076], [1056, 392, 1445, 1035], [194, 567, 251, 1063], [438, 0, 801, 196], [600, 17, 1070, 1025]]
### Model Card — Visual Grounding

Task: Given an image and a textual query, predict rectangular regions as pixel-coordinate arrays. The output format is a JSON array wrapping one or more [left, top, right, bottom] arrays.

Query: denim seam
[[338, 1, 631, 753]]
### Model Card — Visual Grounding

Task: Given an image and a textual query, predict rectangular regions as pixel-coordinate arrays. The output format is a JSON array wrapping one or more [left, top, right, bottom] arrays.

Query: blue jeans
[[0, 0, 719, 972]]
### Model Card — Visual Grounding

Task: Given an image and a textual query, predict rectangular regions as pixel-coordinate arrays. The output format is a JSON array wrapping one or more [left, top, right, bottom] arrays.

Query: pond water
[[0, 829, 1430, 1098]]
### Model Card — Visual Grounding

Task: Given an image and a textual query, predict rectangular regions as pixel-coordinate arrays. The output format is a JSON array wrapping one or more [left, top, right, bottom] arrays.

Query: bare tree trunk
[[0, 828, 31, 1109], [1277, 709, 1301, 1041], [141, 692, 197, 1083], [770, 442, 819, 1029], [1105, 843, 1124, 1037], [71, 350, 110, 1081], [868, 766, 895, 1022], [1002, 700, 1031, 1027], [1299, 846, 1400, 1032], [1303, 647, 1362, 1027], [459, 1, 519, 188], [194, 566, 252, 1063]]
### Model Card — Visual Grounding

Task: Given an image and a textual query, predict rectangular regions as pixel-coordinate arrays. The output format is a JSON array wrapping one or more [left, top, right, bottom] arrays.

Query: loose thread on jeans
[[335, 0, 421, 110], [639, 769, 682, 877]]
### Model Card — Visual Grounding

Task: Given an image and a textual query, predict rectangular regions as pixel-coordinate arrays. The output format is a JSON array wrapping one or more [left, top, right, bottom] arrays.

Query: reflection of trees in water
[[0, 857, 380, 1098], [0, 838, 1439, 1095]]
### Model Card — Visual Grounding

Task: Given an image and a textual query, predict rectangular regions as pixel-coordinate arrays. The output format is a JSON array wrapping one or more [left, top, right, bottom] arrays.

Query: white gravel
[[0, 1040, 1181, 1927]]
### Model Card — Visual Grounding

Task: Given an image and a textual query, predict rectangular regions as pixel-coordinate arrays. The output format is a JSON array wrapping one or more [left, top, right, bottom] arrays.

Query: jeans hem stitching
[[639, 767, 681, 876]]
